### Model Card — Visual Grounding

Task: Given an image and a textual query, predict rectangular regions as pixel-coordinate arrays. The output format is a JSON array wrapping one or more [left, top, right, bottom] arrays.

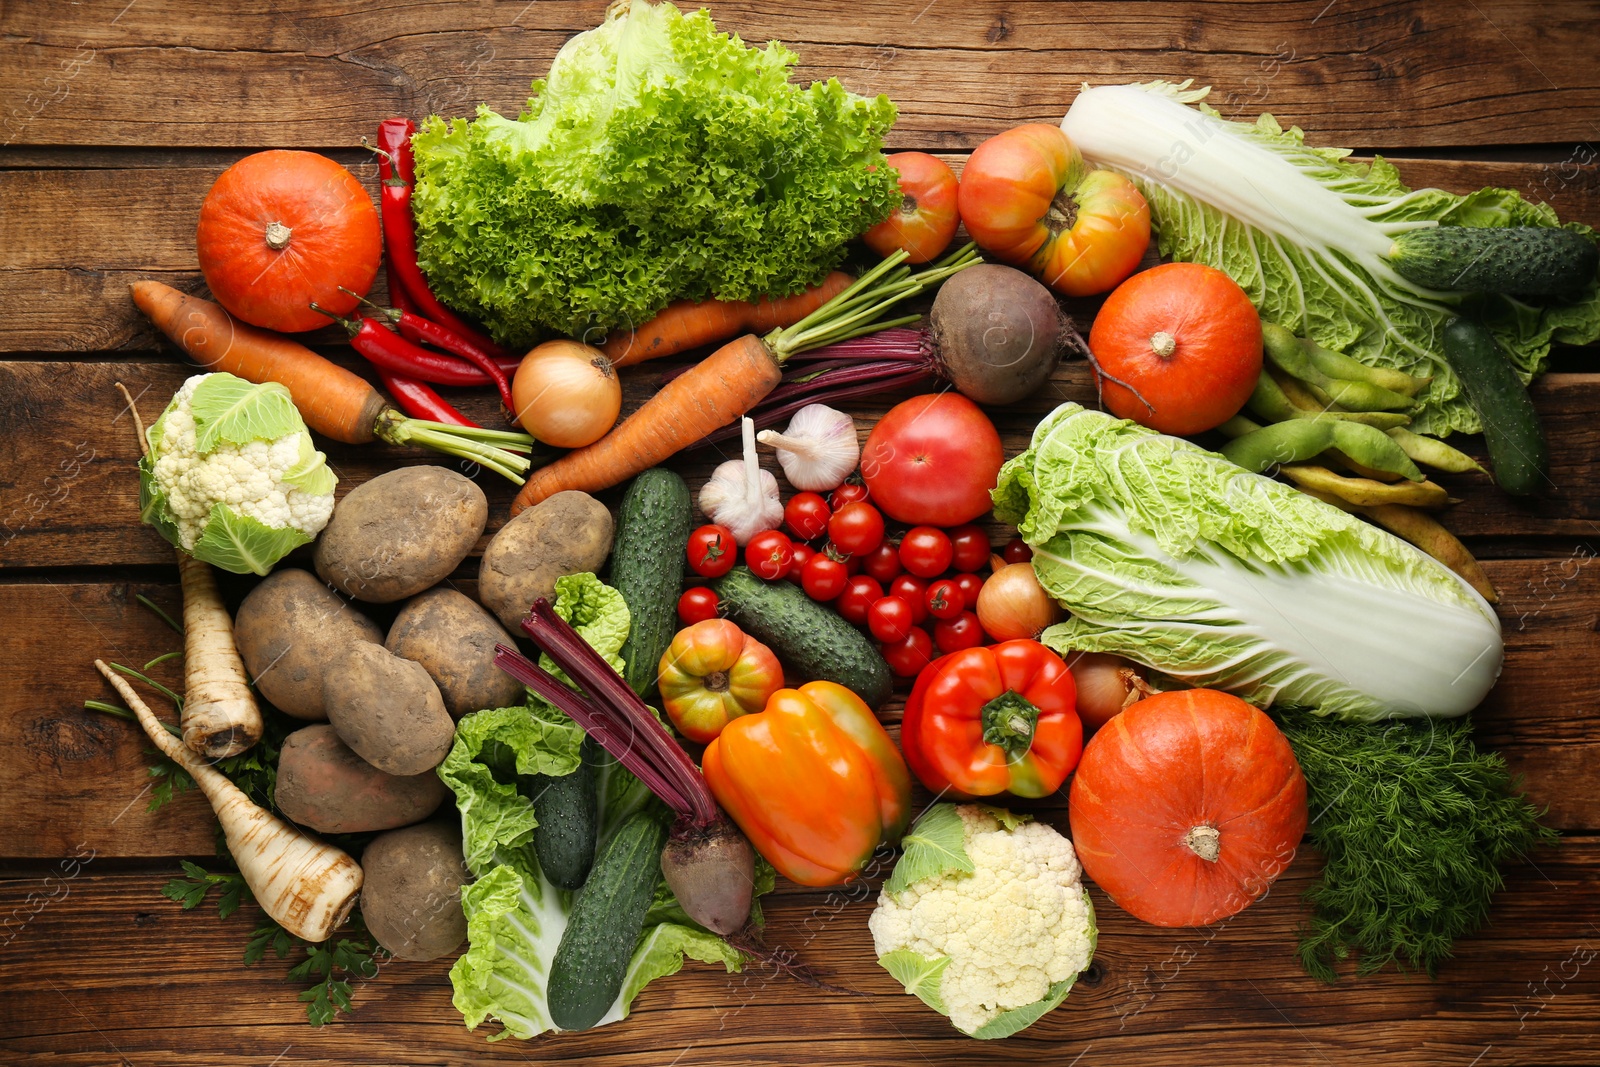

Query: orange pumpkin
[[1087, 262, 1263, 436], [1067, 688, 1307, 927], [196, 150, 381, 333]]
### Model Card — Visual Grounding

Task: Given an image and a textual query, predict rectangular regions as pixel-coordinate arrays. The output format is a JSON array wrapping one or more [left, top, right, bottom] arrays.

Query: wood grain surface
[[3, 0, 1599, 1063]]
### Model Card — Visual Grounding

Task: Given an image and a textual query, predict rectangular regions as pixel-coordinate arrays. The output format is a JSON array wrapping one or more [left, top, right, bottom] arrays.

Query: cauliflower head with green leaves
[[139, 373, 336, 575], [869, 804, 1096, 1039]]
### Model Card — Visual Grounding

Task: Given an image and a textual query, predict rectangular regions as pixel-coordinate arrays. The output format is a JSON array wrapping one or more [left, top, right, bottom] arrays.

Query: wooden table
[[4, 2, 1599, 1063]]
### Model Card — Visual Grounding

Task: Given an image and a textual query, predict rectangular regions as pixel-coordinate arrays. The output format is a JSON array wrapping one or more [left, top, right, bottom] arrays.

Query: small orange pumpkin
[[196, 150, 381, 333], [1087, 262, 1263, 436], [1067, 688, 1307, 927]]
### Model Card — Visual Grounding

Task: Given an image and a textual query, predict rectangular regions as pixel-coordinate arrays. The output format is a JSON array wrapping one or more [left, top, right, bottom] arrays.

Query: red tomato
[[861, 394, 1003, 526], [801, 554, 850, 602], [837, 576, 884, 627], [899, 526, 953, 578], [882, 628, 936, 678], [957, 123, 1150, 297], [828, 501, 886, 555], [784, 492, 831, 541], [948, 526, 991, 572], [925, 579, 964, 621], [827, 543, 863, 575], [830, 483, 870, 510], [687, 524, 738, 579], [868, 596, 916, 643], [953, 572, 986, 611], [888, 574, 929, 624], [863, 152, 960, 264], [746, 530, 794, 581], [1002, 537, 1033, 565], [787, 542, 817, 584], [934, 611, 985, 653], [862, 542, 903, 584], [677, 587, 720, 625]]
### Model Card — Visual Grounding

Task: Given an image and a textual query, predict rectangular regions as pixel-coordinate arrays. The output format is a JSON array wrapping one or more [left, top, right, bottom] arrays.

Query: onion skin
[[975, 562, 1063, 641], [512, 340, 621, 448], [1066, 651, 1145, 732]]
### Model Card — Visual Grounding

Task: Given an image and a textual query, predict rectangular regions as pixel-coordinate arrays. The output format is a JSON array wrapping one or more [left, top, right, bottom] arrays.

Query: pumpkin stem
[[980, 690, 1039, 763], [704, 670, 730, 694], [1183, 825, 1221, 863], [1149, 331, 1177, 359], [264, 221, 292, 251]]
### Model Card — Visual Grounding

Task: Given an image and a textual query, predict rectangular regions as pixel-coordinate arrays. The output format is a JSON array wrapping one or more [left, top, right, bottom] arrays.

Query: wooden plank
[[1, 846, 1596, 1063], [3, 2, 1599, 150]]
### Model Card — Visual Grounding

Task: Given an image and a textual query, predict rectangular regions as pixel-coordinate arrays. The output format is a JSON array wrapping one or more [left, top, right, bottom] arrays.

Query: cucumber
[[1389, 226, 1598, 296], [1440, 317, 1548, 496], [713, 566, 893, 708], [612, 469, 692, 698], [527, 738, 598, 890], [547, 809, 669, 1031]]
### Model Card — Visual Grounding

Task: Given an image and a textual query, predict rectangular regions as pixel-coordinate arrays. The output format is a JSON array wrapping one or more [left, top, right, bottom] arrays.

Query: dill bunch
[[1279, 710, 1557, 982]]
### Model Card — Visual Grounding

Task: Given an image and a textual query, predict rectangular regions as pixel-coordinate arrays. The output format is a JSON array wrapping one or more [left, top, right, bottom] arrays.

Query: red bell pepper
[[901, 639, 1083, 798], [702, 680, 911, 887]]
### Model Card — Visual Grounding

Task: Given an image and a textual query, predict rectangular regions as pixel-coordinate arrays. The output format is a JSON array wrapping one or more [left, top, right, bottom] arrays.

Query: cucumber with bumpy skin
[[1389, 226, 1597, 296], [612, 469, 692, 698], [1440, 317, 1548, 496], [526, 738, 598, 890]]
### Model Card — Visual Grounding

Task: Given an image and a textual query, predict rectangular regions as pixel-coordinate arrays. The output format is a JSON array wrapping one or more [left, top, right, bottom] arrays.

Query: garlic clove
[[756, 404, 860, 491], [698, 417, 784, 545]]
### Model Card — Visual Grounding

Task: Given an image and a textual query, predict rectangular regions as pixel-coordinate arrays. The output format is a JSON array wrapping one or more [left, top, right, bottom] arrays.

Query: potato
[[479, 490, 613, 630], [314, 466, 487, 604], [386, 588, 523, 719], [324, 643, 455, 776], [359, 820, 469, 962], [275, 725, 447, 834], [234, 568, 383, 720]]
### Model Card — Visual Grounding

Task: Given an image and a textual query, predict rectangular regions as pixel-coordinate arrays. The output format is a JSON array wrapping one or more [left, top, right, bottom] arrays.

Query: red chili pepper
[[375, 369, 479, 428], [342, 285, 516, 411], [313, 305, 513, 409], [375, 118, 510, 359]]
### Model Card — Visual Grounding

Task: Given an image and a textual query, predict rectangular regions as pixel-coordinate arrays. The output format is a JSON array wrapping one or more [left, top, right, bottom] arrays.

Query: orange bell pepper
[[702, 680, 912, 887]]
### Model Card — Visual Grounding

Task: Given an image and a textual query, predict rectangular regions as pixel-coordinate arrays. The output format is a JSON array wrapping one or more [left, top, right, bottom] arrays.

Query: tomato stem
[[1045, 188, 1079, 236]]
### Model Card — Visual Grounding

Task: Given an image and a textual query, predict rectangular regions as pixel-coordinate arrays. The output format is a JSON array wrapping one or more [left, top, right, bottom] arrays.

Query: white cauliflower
[[140, 373, 336, 575], [869, 804, 1096, 1039]]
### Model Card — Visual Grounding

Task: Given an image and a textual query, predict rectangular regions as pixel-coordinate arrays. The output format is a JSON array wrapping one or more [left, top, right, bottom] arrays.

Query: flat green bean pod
[[1279, 465, 1450, 508], [1251, 370, 1412, 428], [1262, 323, 1415, 412], [1303, 338, 1431, 397], [1222, 419, 1422, 480], [1386, 427, 1487, 474]]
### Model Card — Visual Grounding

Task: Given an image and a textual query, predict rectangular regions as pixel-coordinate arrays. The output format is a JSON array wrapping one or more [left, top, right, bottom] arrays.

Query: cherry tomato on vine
[[861, 542, 902, 585], [948, 525, 991, 572], [867, 596, 916, 643], [801, 553, 850, 602], [829, 501, 885, 555], [746, 530, 794, 581], [784, 492, 831, 541], [836, 575, 884, 627], [787, 542, 817, 584], [1003, 537, 1033, 565], [925, 579, 964, 621], [882, 628, 936, 678], [934, 610, 985, 654], [953, 572, 986, 611], [888, 574, 929, 624], [687, 524, 738, 579], [899, 526, 953, 578], [677, 587, 720, 625], [830, 483, 870, 510]]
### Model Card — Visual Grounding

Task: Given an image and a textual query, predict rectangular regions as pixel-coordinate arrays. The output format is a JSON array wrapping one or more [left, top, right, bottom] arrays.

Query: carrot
[[117, 381, 263, 758], [129, 280, 538, 482], [512, 245, 982, 513], [602, 272, 855, 367], [95, 660, 363, 942]]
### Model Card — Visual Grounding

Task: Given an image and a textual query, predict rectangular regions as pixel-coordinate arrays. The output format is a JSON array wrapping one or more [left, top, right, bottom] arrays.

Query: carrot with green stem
[[129, 281, 537, 483], [511, 244, 981, 514], [94, 660, 363, 942]]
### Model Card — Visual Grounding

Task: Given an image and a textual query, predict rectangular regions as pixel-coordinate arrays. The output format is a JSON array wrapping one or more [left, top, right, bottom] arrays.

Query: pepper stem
[[980, 690, 1040, 763]]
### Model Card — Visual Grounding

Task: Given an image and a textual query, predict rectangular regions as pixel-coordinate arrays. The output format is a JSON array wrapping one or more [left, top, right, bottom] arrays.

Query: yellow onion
[[1066, 651, 1148, 732], [976, 562, 1063, 641], [512, 340, 621, 448]]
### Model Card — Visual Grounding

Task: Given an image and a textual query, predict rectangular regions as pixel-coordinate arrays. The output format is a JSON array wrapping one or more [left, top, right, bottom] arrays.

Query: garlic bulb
[[699, 417, 783, 545], [756, 404, 860, 491]]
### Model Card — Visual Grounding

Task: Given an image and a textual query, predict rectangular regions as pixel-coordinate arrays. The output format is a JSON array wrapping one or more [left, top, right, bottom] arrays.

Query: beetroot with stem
[[495, 600, 754, 935]]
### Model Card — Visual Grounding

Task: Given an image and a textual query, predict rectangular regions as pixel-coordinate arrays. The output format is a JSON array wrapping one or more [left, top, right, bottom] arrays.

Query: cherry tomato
[[828, 543, 863, 575], [933, 610, 985, 654], [746, 530, 794, 581], [677, 587, 720, 625], [784, 492, 831, 541], [867, 596, 916, 643], [830, 483, 870, 510], [888, 574, 929, 624], [882, 628, 936, 678], [862, 152, 961, 264], [828, 501, 885, 555], [948, 525, 991, 572], [687, 524, 738, 579], [787, 542, 817, 584], [801, 553, 850, 602], [925, 579, 964, 621], [953, 572, 986, 611], [862, 542, 902, 584], [899, 526, 953, 578], [836, 575, 884, 627], [1003, 537, 1033, 565]]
